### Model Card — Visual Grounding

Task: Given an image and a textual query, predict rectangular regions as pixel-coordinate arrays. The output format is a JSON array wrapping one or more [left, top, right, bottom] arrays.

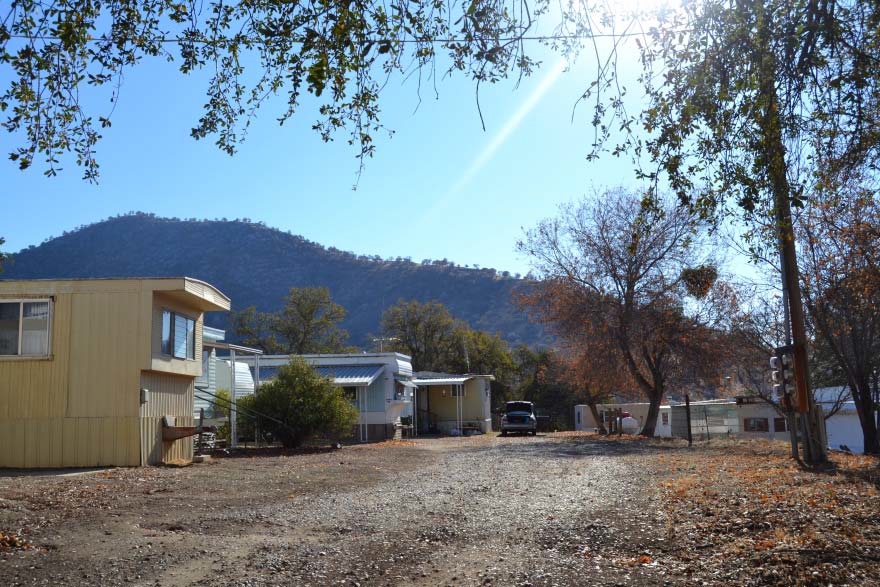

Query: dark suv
[[500, 401, 537, 436]]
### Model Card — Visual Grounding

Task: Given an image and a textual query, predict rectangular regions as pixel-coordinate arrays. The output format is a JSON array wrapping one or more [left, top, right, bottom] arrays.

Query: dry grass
[[655, 440, 880, 586]]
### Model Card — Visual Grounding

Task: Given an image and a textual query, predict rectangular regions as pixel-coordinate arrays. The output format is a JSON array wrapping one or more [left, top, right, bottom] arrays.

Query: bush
[[236, 394, 258, 441], [251, 356, 358, 447]]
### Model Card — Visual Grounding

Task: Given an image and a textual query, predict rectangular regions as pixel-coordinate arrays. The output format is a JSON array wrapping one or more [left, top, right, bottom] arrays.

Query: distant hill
[[1, 214, 545, 348]]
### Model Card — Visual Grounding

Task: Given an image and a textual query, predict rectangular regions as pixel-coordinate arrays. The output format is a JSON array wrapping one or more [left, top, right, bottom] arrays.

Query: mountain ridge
[[1, 213, 545, 348]]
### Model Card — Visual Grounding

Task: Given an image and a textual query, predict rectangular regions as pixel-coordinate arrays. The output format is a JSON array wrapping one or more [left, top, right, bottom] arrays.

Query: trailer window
[[0, 300, 51, 357], [743, 417, 769, 432], [774, 417, 787, 432], [161, 309, 196, 360]]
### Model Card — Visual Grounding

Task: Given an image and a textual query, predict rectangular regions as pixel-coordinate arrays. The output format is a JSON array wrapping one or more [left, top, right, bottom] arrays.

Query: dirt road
[[1, 434, 667, 586], [4, 434, 877, 586]]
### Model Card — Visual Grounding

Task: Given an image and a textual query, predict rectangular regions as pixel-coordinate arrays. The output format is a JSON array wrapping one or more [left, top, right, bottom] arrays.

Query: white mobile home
[[815, 386, 864, 453], [574, 403, 672, 437], [577, 393, 868, 452], [246, 353, 414, 442], [194, 327, 261, 423], [194, 326, 224, 419]]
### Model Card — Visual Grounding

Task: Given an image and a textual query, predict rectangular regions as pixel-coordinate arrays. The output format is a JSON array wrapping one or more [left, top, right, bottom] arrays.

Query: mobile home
[[247, 353, 415, 442], [0, 277, 230, 467]]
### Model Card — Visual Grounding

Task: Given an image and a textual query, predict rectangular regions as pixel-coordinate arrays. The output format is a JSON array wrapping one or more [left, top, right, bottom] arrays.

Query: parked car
[[500, 401, 537, 436]]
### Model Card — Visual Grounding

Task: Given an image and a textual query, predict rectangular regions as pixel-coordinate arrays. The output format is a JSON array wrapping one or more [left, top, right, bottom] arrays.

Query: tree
[[800, 184, 880, 453], [250, 356, 358, 448], [1, 0, 539, 178], [561, 331, 636, 435], [380, 300, 464, 372], [577, 1, 880, 219], [380, 299, 516, 386], [274, 287, 349, 354], [0, 238, 6, 272], [212, 388, 231, 420], [232, 287, 350, 354], [575, 0, 879, 459], [726, 292, 848, 422], [235, 394, 260, 442], [449, 328, 515, 378], [518, 189, 724, 436], [231, 306, 281, 353]]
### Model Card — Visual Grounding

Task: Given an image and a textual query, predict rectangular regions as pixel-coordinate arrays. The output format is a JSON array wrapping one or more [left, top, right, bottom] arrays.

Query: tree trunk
[[861, 415, 879, 455], [852, 383, 880, 454], [587, 402, 607, 434], [640, 391, 662, 437]]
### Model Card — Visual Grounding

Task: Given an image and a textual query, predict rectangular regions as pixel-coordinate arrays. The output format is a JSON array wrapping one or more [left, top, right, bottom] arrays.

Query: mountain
[[1, 214, 545, 348]]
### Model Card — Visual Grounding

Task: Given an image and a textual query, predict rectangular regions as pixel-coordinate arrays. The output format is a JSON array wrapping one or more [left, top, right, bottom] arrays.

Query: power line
[[195, 385, 289, 430], [4, 29, 675, 46]]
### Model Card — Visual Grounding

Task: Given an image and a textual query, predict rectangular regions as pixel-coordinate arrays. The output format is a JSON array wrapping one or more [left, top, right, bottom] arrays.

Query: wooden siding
[[139, 371, 195, 465]]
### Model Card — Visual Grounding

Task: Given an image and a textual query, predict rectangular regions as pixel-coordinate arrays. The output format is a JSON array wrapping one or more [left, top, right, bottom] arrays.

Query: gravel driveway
[[1, 434, 669, 587]]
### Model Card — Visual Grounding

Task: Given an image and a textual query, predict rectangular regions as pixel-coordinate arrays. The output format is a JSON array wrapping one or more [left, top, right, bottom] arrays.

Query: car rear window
[[505, 402, 533, 414]]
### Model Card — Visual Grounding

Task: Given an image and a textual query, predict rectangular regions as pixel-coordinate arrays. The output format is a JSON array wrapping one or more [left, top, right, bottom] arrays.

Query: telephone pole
[[774, 196, 827, 464], [755, 0, 826, 464]]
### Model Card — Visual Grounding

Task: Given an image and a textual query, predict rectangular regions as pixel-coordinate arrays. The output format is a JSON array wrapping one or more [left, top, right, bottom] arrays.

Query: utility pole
[[755, 0, 826, 464], [773, 186, 826, 464]]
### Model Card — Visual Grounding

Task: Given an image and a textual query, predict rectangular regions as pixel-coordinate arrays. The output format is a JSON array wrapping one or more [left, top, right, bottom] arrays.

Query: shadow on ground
[[485, 434, 687, 460]]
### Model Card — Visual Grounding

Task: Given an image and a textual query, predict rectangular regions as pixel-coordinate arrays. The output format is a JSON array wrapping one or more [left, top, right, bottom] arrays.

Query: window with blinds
[[161, 309, 195, 360]]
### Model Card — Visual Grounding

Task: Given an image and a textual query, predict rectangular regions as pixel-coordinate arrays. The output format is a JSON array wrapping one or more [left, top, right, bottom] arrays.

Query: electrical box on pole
[[770, 345, 795, 408]]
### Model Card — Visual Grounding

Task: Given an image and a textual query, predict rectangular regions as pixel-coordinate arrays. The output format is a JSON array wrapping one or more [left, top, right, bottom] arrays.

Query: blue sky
[[1, 35, 650, 276]]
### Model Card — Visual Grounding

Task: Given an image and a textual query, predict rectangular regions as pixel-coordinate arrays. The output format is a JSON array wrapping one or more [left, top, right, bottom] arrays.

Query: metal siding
[[215, 360, 255, 399], [0, 292, 139, 468], [139, 371, 195, 465], [366, 377, 387, 412], [194, 348, 217, 418], [0, 294, 71, 420], [0, 280, 214, 468], [149, 293, 203, 378], [67, 291, 141, 419]]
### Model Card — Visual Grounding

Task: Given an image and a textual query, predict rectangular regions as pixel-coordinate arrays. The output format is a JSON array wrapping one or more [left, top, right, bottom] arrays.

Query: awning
[[396, 379, 419, 389], [314, 364, 384, 386], [412, 377, 470, 386]]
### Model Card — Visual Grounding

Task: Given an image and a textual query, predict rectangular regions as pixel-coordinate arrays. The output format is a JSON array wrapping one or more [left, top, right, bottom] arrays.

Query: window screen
[[21, 302, 50, 355]]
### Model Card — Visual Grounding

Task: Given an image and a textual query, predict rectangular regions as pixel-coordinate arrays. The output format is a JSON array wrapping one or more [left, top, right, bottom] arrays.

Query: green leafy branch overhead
[[0, 0, 542, 179]]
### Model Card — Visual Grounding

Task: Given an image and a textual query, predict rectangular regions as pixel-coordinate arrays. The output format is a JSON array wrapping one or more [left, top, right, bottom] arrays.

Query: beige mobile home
[[0, 277, 230, 468]]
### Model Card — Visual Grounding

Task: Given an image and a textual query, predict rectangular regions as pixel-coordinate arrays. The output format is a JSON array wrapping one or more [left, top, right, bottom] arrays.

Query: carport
[[411, 373, 493, 435]]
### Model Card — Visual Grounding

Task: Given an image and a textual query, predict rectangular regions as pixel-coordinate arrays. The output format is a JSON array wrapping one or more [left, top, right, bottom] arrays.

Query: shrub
[[212, 388, 231, 419], [251, 356, 358, 447]]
